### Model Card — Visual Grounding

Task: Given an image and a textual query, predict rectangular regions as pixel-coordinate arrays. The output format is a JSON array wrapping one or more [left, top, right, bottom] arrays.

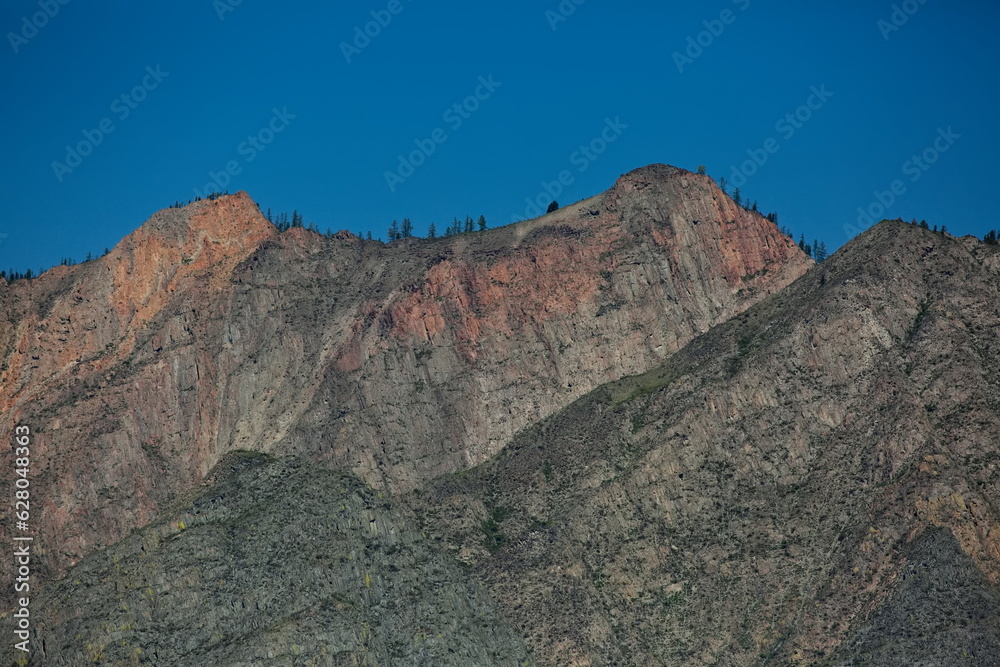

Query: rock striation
[[0, 165, 809, 593], [410, 221, 1000, 665], [4, 194, 1000, 666]]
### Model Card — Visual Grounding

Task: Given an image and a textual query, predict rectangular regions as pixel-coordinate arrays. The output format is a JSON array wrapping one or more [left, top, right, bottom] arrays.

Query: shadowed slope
[[8, 454, 532, 666], [410, 221, 1000, 665]]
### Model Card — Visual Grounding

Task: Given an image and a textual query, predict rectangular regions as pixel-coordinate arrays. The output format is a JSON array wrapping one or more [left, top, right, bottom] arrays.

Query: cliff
[[0, 165, 810, 599], [408, 221, 1000, 665], [4, 202, 1000, 666]]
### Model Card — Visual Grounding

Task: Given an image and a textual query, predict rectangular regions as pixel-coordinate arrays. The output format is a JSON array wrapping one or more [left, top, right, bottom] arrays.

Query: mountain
[[407, 221, 1000, 665], [9, 214, 1000, 666], [0, 165, 809, 607], [5, 169, 1000, 665]]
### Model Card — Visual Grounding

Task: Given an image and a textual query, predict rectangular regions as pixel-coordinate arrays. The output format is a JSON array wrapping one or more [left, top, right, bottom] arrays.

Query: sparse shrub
[[480, 504, 511, 553]]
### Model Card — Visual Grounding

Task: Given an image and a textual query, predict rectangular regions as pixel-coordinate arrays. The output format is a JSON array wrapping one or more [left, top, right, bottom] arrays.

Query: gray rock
[[10, 453, 531, 666]]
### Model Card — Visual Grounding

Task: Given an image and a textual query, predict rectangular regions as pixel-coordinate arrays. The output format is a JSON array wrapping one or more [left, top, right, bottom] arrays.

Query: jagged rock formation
[[407, 222, 1000, 665], [3, 202, 1000, 665], [0, 165, 809, 593]]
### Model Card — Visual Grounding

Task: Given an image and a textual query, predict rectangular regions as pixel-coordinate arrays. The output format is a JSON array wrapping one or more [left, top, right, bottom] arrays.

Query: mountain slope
[[0, 164, 810, 595], [10, 452, 533, 666], [6, 221, 1000, 665], [829, 526, 1000, 666], [408, 221, 1000, 665]]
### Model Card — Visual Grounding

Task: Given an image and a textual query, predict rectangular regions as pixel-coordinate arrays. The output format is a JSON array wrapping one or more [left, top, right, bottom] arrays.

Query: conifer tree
[[797, 235, 813, 257]]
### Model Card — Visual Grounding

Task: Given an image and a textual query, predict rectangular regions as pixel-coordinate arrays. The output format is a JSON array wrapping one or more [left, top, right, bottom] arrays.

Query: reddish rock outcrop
[[0, 165, 810, 596]]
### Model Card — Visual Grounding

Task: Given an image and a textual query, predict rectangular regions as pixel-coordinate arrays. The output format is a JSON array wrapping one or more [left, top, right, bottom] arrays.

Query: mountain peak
[[0, 162, 816, 587], [616, 162, 690, 183], [607, 162, 735, 209], [95, 192, 276, 332], [130, 190, 273, 243]]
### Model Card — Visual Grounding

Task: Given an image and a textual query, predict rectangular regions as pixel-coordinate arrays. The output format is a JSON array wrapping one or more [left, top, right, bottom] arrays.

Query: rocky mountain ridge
[[7, 220, 1000, 666], [0, 164, 810, 603], [407, 221, 1000, 665]]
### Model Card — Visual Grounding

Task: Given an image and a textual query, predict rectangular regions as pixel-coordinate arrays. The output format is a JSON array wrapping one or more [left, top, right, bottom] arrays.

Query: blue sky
[[1, 0, 997, 274]]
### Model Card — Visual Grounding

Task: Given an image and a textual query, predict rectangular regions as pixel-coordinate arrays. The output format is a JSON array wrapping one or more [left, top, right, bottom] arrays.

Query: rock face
[[829, 527, 1000, 666], [3, 198, 1000, 665], [15, 452, 533, 666], [409, 222, 1000, 665], [0, 164, 810, 592]]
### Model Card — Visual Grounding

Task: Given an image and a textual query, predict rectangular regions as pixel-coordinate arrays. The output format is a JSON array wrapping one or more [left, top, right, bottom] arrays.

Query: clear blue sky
[[1, 0, 997, 274]]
